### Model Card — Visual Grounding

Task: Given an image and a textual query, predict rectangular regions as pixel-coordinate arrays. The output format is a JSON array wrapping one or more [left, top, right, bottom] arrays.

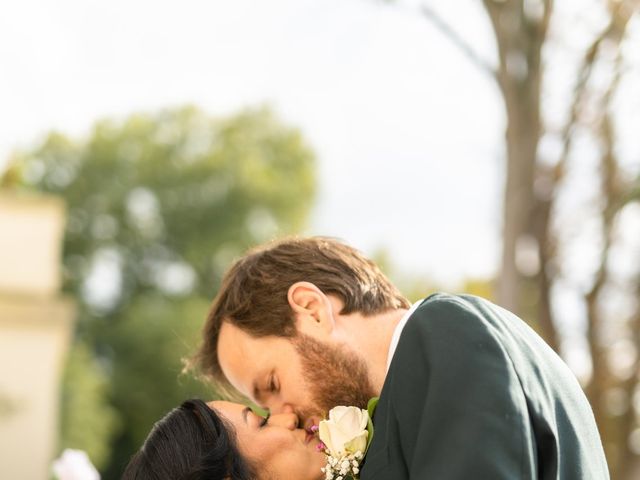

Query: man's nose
[[280, 404, 294, 414], [269, 412, 300, 430], [265, 399, 294, 415]]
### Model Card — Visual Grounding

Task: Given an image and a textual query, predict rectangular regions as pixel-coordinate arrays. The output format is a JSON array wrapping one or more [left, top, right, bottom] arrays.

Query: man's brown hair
[[192, 236, 410, 386]]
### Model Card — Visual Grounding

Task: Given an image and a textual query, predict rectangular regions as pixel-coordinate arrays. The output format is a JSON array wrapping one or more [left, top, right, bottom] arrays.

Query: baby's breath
[[320, 450, 364, 480]]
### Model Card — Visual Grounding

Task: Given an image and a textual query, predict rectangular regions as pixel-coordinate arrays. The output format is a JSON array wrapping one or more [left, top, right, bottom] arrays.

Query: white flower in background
[[52, 449, 100, 480], [319, 405, 369, 458]]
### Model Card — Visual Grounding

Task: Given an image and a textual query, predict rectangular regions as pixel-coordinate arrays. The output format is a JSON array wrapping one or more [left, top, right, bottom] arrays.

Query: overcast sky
[[1, 0, 637, 287]]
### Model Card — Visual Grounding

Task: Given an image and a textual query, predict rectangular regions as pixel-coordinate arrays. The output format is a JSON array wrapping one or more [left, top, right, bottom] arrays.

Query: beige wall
[[0, 299, 75, 479], [0, 194, 65, 296], [0, 193, 75, 480]]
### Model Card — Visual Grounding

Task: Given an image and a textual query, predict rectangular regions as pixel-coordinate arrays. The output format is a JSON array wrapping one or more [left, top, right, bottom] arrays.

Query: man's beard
[[292, 334, 376, 419]]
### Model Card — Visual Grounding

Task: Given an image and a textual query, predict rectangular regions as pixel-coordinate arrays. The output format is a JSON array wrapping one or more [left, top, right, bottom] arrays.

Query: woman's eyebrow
[[242, 407, 251, 425]]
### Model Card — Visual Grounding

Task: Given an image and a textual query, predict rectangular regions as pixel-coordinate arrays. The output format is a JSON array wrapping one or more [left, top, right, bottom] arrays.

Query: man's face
[[217, 321, 375, 430]]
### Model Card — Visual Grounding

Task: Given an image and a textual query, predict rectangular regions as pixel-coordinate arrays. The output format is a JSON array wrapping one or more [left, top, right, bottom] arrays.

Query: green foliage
[[9, 105, 317, 479], [14, 105, 315, 305], [101, 295, 219, 477], [59, 341, 120, 470], [106, 295, 216, 447], [460, 278, 495, 302]]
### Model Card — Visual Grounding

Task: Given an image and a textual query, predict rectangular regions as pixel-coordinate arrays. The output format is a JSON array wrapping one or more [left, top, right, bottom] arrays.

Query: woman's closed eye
[[259, 412, 270, 428]]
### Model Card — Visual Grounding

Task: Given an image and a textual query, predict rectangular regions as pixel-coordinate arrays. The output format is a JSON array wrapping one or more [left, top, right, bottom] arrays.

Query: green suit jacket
[[360, 293, 609, 479]]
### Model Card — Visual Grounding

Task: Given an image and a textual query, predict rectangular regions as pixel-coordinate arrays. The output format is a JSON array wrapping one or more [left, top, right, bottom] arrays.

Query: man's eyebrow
[[242, 407, 251, 425]]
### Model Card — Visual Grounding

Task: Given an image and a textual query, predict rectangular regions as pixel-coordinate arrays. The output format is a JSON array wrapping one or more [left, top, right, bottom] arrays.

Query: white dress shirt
[[385, 299, 424, 372]]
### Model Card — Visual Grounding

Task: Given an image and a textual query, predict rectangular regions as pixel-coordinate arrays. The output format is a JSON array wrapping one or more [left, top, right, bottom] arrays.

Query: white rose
[[319, 406, 369, 458], [52, 449, 100, 480]]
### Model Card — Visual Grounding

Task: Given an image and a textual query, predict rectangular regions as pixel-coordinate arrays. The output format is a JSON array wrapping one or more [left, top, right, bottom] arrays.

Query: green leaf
[[365, 396, 379, 452], [367, 396, 379, 419]]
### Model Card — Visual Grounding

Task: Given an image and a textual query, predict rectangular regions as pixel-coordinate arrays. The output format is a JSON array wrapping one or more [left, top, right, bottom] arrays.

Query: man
[[194, 236, 609, 479]]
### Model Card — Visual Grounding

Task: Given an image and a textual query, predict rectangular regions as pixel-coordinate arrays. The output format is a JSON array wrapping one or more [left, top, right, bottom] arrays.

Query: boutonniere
[[315, 398, 378, 480]]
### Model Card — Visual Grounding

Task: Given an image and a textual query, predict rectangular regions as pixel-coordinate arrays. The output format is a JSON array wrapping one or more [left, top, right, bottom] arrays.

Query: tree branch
[[581, 16, 634, 475], [419, 3, 499, 84], [552, 9, 630, 183]]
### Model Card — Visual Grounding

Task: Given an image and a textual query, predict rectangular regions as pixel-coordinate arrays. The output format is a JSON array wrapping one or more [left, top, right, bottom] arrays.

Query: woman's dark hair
[[122, 399, 256, 480]]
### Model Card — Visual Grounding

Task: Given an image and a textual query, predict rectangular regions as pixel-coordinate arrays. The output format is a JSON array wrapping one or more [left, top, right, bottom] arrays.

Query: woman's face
[[210, 401, 326, 480]]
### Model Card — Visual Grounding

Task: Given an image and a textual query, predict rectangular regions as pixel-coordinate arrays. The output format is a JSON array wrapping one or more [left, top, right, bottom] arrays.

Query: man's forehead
[[218, 321, 292, 354], [217, 323, 257, 376]]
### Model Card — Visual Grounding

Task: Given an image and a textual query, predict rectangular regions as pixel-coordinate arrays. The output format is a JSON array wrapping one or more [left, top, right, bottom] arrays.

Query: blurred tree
[[14, 105, 314, 306], [382, 0, 639, 477], [59, 341, 120, 470], [101, 295, 218, 477], [4, 105, 316, 478], [372, 248, 441, 302], [373, 247, 495, 304]]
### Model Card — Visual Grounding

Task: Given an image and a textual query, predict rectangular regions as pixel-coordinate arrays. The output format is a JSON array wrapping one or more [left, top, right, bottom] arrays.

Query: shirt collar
[[386, 299, 424, 372]]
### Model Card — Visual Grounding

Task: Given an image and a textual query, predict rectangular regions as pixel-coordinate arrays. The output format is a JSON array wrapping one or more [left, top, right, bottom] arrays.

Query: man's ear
[[287, 281, 334, 336]]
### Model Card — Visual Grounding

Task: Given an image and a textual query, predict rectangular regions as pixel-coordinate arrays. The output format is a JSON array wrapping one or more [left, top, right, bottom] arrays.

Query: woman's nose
[[269, 412, 300, 430]]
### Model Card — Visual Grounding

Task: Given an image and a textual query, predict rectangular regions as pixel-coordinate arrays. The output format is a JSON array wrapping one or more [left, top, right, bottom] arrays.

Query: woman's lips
[[305, 430, 315, 444], [304, 421, 319, 445]]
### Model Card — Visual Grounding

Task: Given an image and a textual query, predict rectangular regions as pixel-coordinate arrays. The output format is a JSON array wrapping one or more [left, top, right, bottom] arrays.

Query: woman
[[122, 399, 326, 480]]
